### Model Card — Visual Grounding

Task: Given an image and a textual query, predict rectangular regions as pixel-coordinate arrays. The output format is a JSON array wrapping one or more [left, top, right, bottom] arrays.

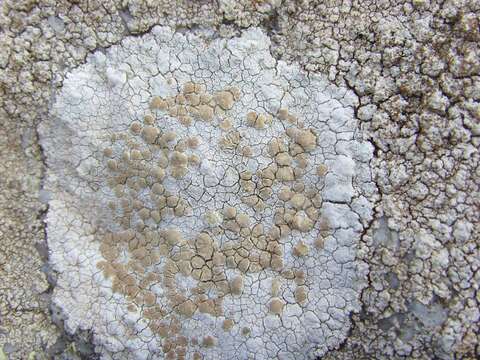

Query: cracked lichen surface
[[40, 27, 374, 359]]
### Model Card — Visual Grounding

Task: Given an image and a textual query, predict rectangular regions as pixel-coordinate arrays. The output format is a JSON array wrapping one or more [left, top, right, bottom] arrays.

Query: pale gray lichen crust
[[40, 26, 375, 359]]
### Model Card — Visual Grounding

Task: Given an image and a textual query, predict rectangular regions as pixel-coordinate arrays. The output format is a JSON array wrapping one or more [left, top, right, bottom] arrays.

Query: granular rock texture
[[0, 0, 478, 359], [40, 27, 374, 359]]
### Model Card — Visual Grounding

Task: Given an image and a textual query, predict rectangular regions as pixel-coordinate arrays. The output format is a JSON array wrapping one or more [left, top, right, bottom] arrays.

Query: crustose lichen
[[40, 26, 375, 359]]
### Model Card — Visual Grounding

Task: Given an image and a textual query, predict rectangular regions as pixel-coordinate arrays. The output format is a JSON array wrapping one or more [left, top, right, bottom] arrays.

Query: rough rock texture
[[0, 0, 478, 359]]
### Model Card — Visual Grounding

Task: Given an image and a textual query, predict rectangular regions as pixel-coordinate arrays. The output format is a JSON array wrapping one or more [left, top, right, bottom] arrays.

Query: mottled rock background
[[0, 0, 478, 359]]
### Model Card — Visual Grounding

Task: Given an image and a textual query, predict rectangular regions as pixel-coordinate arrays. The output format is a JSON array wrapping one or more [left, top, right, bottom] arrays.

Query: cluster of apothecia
[[97, 81, 331, 359]]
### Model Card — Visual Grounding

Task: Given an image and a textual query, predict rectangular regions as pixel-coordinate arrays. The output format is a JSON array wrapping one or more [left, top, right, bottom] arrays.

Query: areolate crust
[[40, 26, 375, 359]]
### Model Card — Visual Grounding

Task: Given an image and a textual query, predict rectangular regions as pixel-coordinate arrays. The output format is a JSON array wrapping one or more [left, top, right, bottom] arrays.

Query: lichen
[[40, 26, 374, 359]]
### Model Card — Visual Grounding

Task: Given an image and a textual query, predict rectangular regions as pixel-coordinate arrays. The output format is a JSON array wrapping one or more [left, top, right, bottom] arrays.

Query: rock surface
[[0, 1, 478, 359]]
